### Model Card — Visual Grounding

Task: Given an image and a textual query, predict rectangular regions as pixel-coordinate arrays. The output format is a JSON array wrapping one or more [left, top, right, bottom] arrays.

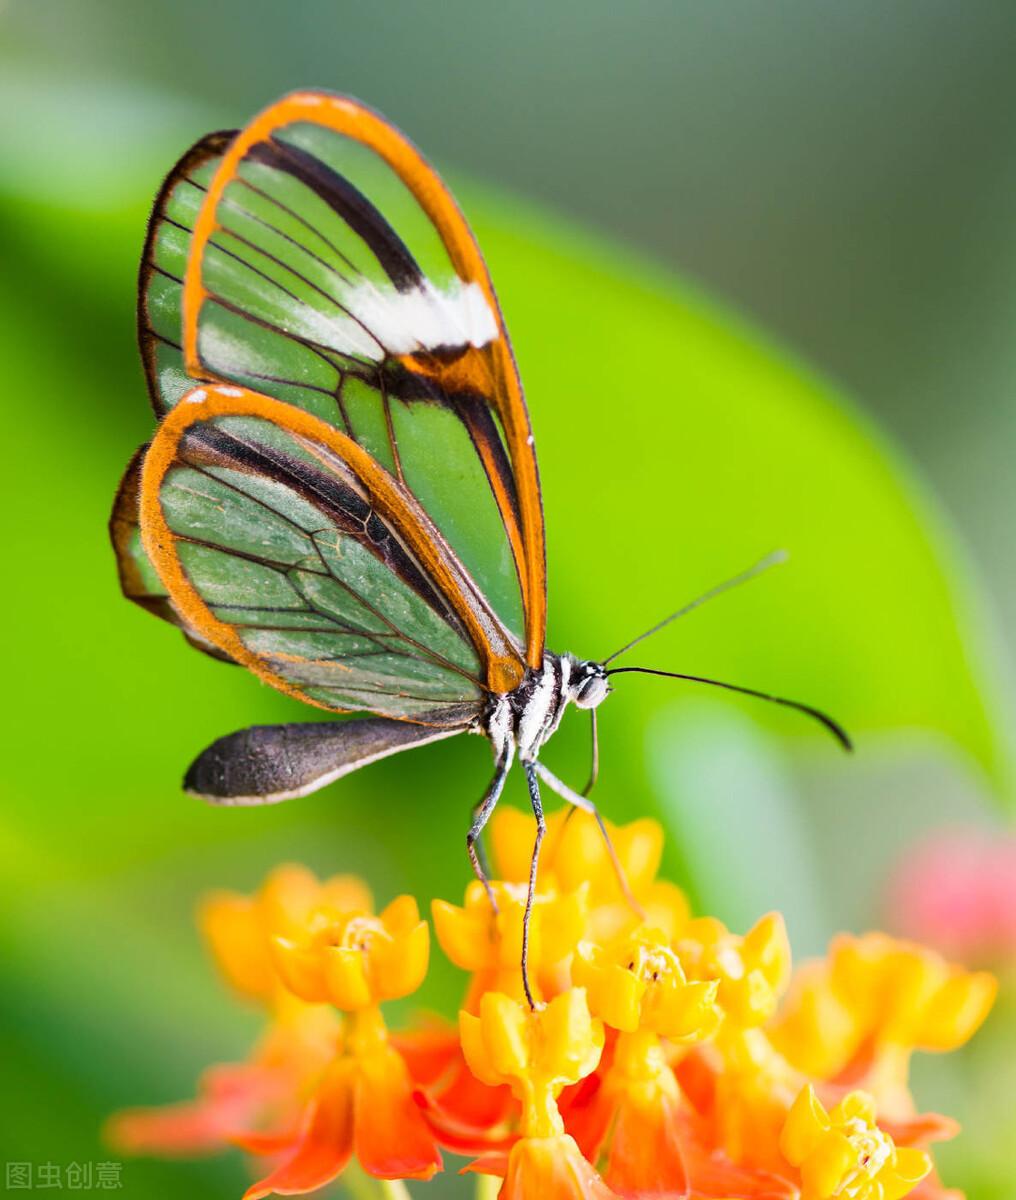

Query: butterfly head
[[569, 658, 611, 709]]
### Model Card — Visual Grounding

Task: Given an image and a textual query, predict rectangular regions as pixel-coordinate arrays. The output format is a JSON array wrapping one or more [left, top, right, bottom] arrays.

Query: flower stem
[[341, 1163, 412, 1200], [474, 1172, 501, 1200]]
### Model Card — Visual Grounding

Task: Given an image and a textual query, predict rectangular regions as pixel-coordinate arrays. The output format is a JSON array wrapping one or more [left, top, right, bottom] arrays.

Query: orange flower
[[491, 808, 689, 941], [395, 1018, 517, 1155], [245, 886, 441, 1196], [566, 926, 783, 1198], [107, 823, 996, 1196], [460, 989, 616, 1197], [470, 1135, 618, 1200], [433, 879, 588, 1006], [575, 925, 721, 1040], [202, 865, 373, 1004], [107, 867, 359, 1158], [770, 933, 997, 1115], [677, 912, 791, 1029], [244, 1008, 441, 1197], [780, 1086, 931, 1200], [269, 893, 428, 1011]]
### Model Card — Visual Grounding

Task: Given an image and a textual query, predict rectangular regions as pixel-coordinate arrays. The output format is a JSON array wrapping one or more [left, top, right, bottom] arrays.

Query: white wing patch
[[205, 275, 500, 364], [345, 278, 499, 357]]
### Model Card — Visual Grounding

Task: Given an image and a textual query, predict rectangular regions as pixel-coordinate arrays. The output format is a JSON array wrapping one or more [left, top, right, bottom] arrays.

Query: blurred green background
[[1, 2, 1014, 1197]]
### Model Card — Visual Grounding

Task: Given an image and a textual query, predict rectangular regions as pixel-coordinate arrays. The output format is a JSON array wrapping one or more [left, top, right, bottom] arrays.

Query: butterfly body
[[493, 653, 609, 764]]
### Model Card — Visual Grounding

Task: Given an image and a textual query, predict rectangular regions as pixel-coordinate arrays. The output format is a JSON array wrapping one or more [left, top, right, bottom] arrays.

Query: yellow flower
[[829, 932, 996, 1050], [460, 988, 604, 1137], [676, 912, 791, 1028], [432, 879, 587, 1005], [270, 893, 429, 1011], [574, 926, 721, 1040], [490, 808, 688, 941], [780, 1086, 931, 1200], [200, 864, 372, 1004], [771, 933, 997, 1090]]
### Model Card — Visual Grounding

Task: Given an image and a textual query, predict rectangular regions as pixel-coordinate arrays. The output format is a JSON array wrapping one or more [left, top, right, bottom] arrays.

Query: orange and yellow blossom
[[677, 911, 792, 1029], [269, 892, 429, 1010], [107, 865, 363, 1157], [203, 864, 374, 999], [780, 1086, 931, 1200], [568, 921, 797, 1197], [770, 932, 997, 1117], [108, 812, 996, 1199], [571, 925, 718, 1195], [433, 878, 588, 1007], [460, 988, 617, 1199], [491, 807, 690, 941], [242, 886, 441, 1198]]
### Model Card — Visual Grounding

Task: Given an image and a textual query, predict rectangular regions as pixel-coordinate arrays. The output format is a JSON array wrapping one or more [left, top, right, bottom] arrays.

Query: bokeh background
[[2, 2, 1014, 1196]]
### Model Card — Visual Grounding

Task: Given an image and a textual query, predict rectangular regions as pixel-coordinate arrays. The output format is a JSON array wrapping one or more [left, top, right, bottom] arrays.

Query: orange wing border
[[180, 90, 547, 670], [139, 384, 526, 700]]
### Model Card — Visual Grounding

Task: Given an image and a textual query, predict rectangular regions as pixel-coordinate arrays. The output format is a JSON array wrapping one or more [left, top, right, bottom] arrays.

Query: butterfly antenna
[[605, 666, 852, 752], [603, 550, 789, 666]]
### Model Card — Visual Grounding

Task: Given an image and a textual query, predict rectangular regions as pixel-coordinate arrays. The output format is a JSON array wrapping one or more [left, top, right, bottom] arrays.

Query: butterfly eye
[[574, 670, 609, 709]]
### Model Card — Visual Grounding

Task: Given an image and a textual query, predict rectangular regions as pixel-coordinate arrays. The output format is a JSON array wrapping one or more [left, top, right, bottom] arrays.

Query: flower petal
[[433, 899, 491, 972], [200, 893, 274, 1002], [352, 1043, 441, 1180], [379, 893, 421, 934], [576, 952, 645, 1033], [372, 920, 429, 1001], [541, 988, 604, 1083], [323, 946, 373, 1011], [460, 1010, 504, 1088], [883, 1147, 933, 1200], [605, 1087, 688, 1198], [244, 1061, 355, 1200], [269, 937, 327, 1004], [502, 1134, 617, 1200], [915, 970, 997, 1051], [779, 1085, 829, 1166], [106, 1063, 274, 1157]]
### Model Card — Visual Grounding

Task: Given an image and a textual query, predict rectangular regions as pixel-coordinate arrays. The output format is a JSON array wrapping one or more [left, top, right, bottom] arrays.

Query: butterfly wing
[[138, 129, 237, 415], [172, 91, 546, 672], [111, 444, 238, 664], [140, 384, 522, 721], [183, 717, 464, 805]]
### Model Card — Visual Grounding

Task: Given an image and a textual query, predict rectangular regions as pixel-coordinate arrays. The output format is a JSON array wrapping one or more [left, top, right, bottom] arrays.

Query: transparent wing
[[174, 92, 546, 670], [138, 129, 236, 414], [139, 385, 524, 720]]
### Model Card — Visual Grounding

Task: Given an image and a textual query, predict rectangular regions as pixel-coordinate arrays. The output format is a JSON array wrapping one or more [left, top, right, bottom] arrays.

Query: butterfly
[[112, 91, 849, 1004]]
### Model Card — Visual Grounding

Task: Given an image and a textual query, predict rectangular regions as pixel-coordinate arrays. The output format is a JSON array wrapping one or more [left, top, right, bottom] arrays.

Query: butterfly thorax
[[485, 653, 610, 765]]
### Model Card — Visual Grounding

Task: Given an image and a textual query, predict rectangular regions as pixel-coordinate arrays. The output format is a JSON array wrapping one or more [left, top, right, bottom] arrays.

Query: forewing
[[138, 130, 236, 414], [175, 92, 545, 668], [141, 385, 522, 721]]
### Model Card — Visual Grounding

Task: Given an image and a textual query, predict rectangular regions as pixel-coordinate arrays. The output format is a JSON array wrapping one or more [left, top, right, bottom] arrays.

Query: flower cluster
[[108, 810, 996, 1199]]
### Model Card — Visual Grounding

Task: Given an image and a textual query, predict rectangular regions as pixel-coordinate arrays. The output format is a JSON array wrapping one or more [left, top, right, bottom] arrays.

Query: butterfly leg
[[469, 797, 494, 882], [521, 760, 546, 1010], [467, 744, 513, 910], [533, 760, 645, 921]]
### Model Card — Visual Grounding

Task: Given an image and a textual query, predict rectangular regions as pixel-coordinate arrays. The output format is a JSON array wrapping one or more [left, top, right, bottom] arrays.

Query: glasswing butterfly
[[112, 91, 849, 1005]]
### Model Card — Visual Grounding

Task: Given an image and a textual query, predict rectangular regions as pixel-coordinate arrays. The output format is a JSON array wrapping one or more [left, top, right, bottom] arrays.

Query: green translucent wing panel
[[140, 123, 525, 643], [156, 411, 484, 724]]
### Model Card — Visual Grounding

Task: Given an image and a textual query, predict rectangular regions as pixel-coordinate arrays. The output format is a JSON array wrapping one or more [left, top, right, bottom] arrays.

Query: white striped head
[[567, 657, 610, 710]]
